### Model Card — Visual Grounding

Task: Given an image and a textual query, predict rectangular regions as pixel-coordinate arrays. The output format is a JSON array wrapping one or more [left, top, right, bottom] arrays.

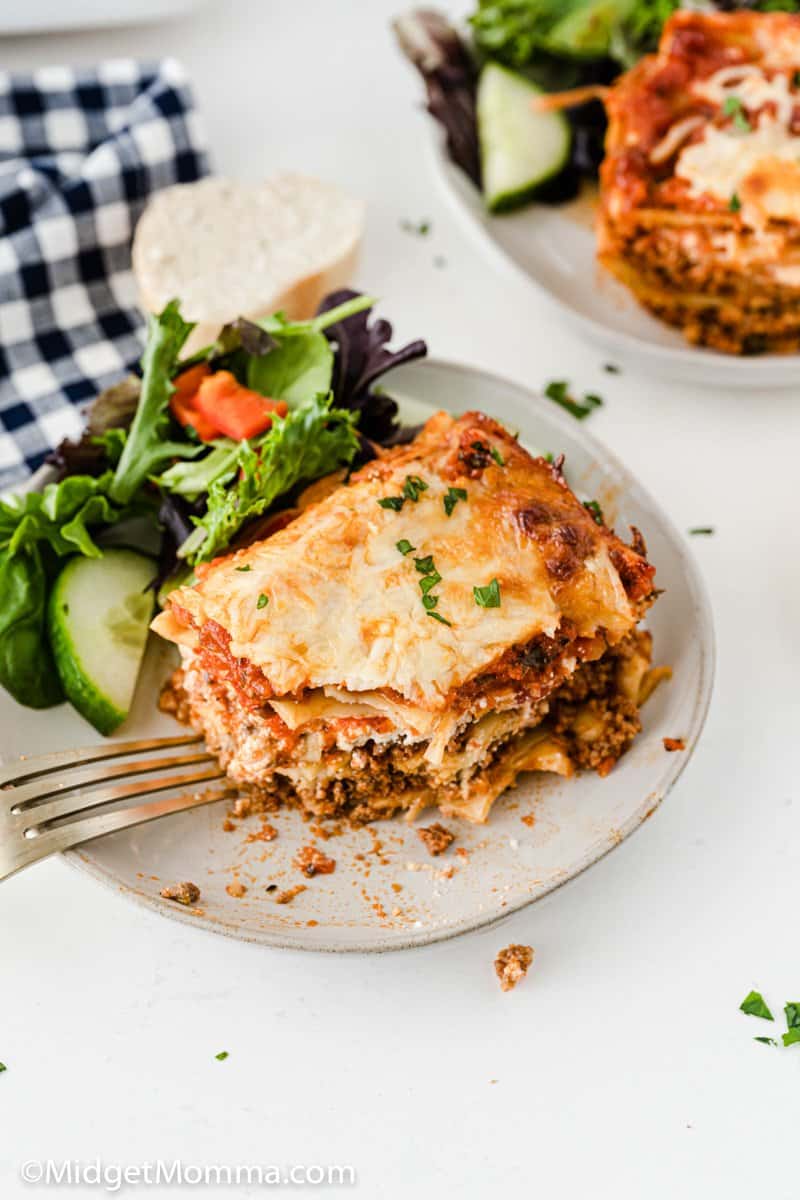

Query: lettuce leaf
[[0, 472, 151, 709], [109, 301, 203, 504], [179, 394, 359, 564]]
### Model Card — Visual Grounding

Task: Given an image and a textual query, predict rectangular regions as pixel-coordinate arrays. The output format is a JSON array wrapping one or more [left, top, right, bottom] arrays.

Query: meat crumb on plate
[[663, 737, 685, 752], [494, 944, 534, 992], [294, 845, 336, 877], [275, 884, 307, 905], [160, 881, 200, 906], [416, 823, 455, 856]]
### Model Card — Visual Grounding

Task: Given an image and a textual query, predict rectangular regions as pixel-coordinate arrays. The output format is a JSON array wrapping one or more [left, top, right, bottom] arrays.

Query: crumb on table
[[275, 884, 307, 905], [663, 737, 686, 752], [160, 881, 200, 906], [293, 845, 336, 878], [494, 944, 534, 993], [416, 823, 455, 856], [226, 880, 247, 898]]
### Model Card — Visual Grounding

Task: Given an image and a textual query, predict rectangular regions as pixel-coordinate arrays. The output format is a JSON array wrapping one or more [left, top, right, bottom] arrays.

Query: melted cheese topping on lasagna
[[676, 65, 800, 223], [153, 411, 649, 711]]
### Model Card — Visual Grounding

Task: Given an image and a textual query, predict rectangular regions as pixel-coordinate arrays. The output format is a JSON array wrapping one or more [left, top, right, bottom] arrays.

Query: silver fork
[[0, 733, 227, 882]]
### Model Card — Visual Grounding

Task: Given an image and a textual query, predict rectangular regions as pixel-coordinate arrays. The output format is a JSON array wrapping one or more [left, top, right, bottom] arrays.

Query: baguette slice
[[132, 174, 364, 353]]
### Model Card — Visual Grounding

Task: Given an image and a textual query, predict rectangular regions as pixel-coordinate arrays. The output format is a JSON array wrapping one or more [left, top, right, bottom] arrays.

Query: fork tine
[[9, 750, 215, 811], [0, 733, 203, 789], [11, 784, 229, 879], [16, 766, 227, 834]]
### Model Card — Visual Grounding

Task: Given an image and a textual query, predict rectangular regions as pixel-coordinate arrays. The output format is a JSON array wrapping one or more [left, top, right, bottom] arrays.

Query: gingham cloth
[[0, 59, 209, 490]]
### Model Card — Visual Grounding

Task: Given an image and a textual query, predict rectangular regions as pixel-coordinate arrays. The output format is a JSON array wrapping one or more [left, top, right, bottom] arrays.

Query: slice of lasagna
[[599, 11, 800, 354], [152, 411, 660, 824]]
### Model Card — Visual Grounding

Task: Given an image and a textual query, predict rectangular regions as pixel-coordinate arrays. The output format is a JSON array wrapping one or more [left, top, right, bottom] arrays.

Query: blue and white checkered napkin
[[0, 58, 210, 490]]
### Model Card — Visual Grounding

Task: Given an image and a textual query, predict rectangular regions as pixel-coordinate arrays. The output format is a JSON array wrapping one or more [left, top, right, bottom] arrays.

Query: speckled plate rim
[[423, 120, 800, 389], [54, 357, 716, 952]]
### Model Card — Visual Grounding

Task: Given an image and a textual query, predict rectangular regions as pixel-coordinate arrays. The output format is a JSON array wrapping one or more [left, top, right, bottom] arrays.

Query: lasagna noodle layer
[[161, 631, 656, 824]]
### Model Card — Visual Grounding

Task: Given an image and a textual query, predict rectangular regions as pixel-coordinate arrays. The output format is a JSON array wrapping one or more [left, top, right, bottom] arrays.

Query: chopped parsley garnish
[[256, 593, 269, 610], [402, 475, 428, 502], [754, 1037, 778, 1046], [215, 1051, 229, 1061], [603, 363, 620, 374], [235, 564, 252, 572], [412, 553, 449, 624], [740, 990, 774, 1021], [419, 572, 441, 594], [583, 499, 604, 525], [443, 486, 467, 517], [400, 218, 431, 236], [0, 1063, 6, 1073], [378, 495, 405, 512], [427, 611, 452, 626], [689, 527, 715, 536], [785, 1002, 800, 1029], [473, 578, 501, 609], [729, 192, 741, 213], [544, 379, 603, 420], [489, 446, 505, 466], [783, 1028, 800, 1047], [396, 539, 415, 555], [723, 95, 751, 132]]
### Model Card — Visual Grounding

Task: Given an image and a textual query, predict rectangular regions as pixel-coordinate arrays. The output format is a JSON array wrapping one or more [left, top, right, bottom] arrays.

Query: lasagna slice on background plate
[[152, 411, 660, 825], [599, 10, 800, 354]]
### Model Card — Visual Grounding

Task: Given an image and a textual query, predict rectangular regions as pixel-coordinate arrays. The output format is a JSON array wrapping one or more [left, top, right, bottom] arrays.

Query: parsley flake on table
[[0, 1063, 6, 1073], [400, 218, 431, 236], [782, 1029, 800, 1047], [739, 991, 774, 1021], [215, 1051, 229, 1061], [784, 1002, 800, 1030], [473, 578, 501, 609], [544, 380, 603, 420], [443, 486, 467, 517], [256, 593, 269, 610], [754, 1037, 778, 1046], [689, 527, 715, 536]]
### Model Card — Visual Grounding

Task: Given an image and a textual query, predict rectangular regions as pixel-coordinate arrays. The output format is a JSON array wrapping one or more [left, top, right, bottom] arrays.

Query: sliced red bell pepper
[[169, 363, 217, 441], [193, 371, 288, 441]]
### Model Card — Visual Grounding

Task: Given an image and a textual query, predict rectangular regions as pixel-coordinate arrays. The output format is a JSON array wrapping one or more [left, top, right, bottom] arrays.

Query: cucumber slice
[[48, 549, 155, 736], [546, 0, 635, 60], [477, 63, 571, 214]]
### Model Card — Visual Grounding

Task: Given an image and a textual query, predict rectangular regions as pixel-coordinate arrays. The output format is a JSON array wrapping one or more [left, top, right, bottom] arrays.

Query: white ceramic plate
[[425, 124, 800, 389], [0, 359, 714, 951]]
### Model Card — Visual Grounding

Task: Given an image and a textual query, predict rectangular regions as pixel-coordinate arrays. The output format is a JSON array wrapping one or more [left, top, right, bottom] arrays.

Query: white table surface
[[1, 3, 799, 1197]]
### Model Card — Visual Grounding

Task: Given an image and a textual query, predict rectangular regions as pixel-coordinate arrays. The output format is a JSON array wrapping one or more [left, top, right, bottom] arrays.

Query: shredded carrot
[[531, 85, 609, 113]]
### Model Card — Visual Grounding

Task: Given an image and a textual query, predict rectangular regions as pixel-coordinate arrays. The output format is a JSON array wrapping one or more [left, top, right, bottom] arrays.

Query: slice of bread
[[132, 174, 364, 353]]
